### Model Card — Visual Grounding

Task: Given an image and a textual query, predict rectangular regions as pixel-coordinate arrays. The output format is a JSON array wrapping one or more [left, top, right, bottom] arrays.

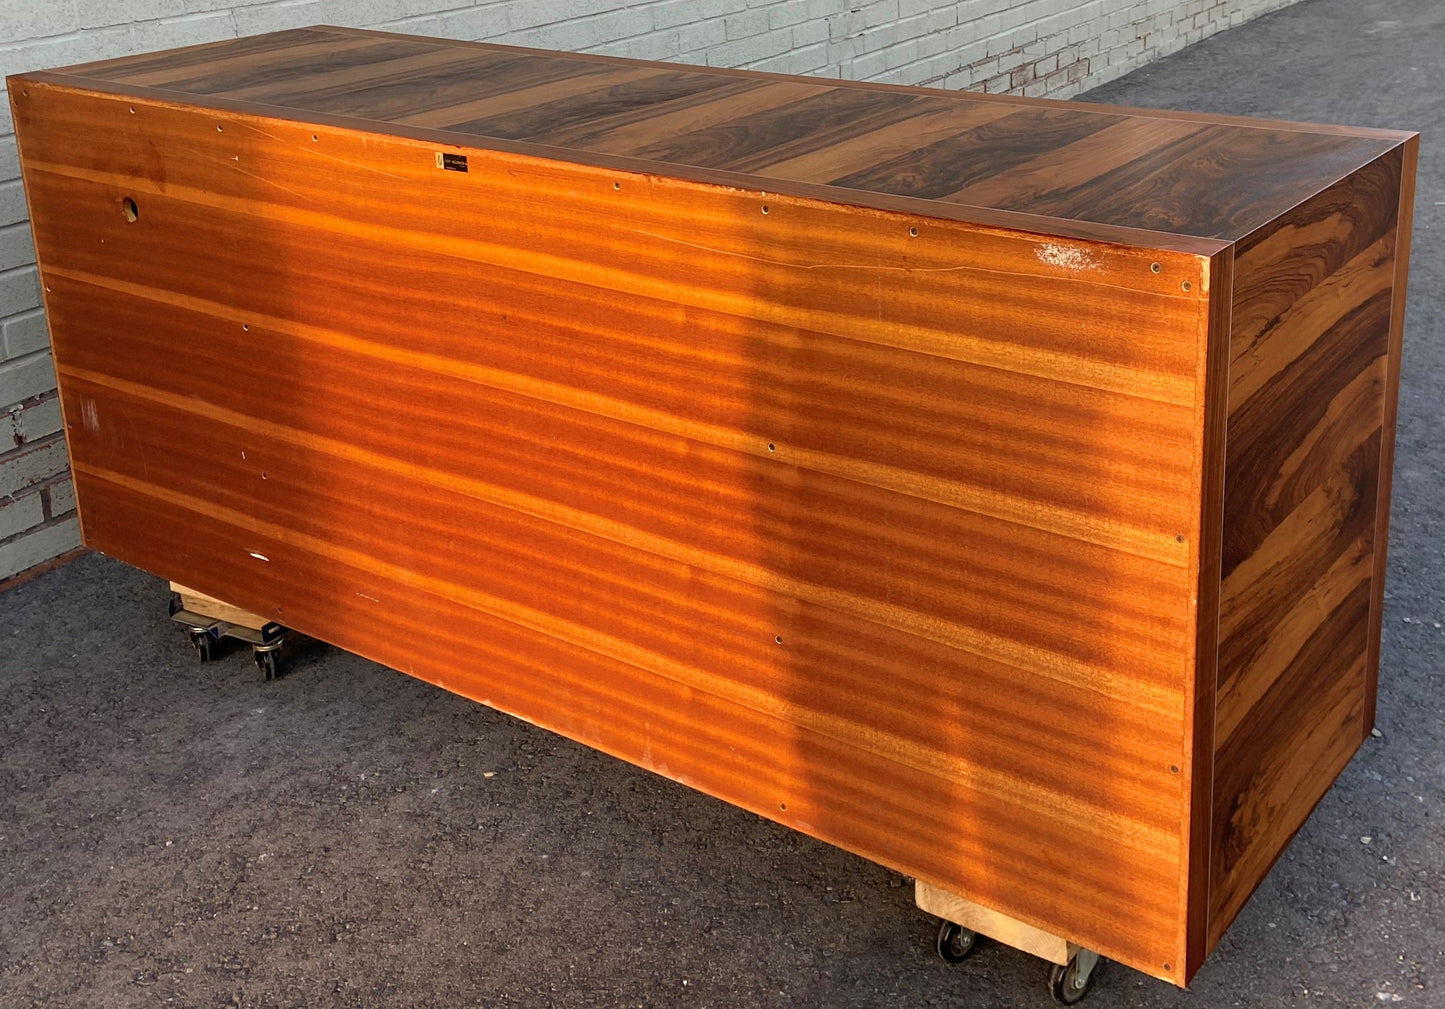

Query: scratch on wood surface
[[240, 122, 409, 180]]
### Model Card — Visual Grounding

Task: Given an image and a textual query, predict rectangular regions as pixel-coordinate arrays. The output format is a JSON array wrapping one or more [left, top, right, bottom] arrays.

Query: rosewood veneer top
[[22, 24, 1414, 250]]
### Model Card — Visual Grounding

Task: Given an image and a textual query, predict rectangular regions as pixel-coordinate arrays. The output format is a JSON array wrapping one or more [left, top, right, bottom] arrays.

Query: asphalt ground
[[2, 0, 1441, 1005]]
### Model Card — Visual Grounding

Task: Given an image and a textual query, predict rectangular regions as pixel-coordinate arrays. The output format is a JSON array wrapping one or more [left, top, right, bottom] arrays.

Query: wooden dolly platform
[[168, 581, 289, 680], [10, 27, 1416, 1000]]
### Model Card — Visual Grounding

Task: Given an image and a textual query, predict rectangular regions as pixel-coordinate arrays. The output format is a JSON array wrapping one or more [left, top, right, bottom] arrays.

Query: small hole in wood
[[312, 134, 319, 142], [1163, 963, 1172, 972], [1150, 262, 1161, 273], [216, 124, 223, 132], [613, 181, 621, 190], [909, 226, 918, 237], [261, 472, 268, 480], [129, 106, 136, 114], [21, 89, 28, 97], [761, 205, 770, 215], [1175, 533, 1185, 543], [779, 802, 787, 811], [1181, 280, 1193, 292], [1170, 765, 1180, 774], [775, 635, 783, 645], [767, 443, 776, 452], [121, 197, 138, 222]]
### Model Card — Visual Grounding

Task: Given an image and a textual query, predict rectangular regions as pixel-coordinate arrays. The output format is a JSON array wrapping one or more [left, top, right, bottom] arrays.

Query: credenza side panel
[[1210, 146, 1406, 946], [16, 82, 1213, 980]]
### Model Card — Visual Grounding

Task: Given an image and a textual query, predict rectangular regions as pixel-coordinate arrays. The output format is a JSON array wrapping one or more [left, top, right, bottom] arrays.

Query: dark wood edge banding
[[1363, 135, 1419, 733], [1182, 246, 1231, 983], [1223, 135, 1419, 256], [6, 71, 1234, 257], [303, 24, 1418, 143]]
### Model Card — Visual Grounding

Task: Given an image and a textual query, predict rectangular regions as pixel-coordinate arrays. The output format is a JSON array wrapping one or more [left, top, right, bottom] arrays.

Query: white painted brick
[[132, 11, 238, 51], [76, 0, 188, 31], [652, 0, 707, 31], [8, 394, 62, 442], [0, 25, 134, 82], [0, 433, 67, 497], [768, 0, 814, 31], [434, 6, 510, 40], [724, 9, 769, 41], [0, 265, 39, 317], [0, 179, 26, 228], [706, 29, 791, 68], [508, 0, 617, 33], [594, 30, 680, 62], [791, 18, 826, 47], [47, 476, 75, 516], [676, 18, 726, 55], [0, 350, 54, 408], [2, 306, 47, 358], [0, 2, 81, 42], [585, 8, 655, 45], [503, 20, 603, 53], [0, 515, 81, 580], [0, 220, 34, 274], [0, 487, 43, 539], [0, 134, 17, 180], [182, 0, 277, 12]]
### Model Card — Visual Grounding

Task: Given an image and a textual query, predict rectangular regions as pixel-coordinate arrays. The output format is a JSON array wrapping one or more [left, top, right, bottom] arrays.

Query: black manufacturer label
[[436, 152, 468, 173]]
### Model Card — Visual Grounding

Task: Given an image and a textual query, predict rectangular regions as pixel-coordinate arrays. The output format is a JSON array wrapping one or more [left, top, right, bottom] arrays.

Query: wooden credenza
[[10, 26, 1416, 990]]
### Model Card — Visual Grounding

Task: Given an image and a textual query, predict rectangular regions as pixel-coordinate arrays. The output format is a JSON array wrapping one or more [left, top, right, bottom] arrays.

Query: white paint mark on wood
[[1035, 242, 1102, 273]]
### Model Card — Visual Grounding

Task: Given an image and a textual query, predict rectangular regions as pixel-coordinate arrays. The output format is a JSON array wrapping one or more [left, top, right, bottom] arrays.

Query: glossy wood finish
[[8, 28, 1416, 988], [38, 24, 1405, 246], [1211, 143, 1414, 947]]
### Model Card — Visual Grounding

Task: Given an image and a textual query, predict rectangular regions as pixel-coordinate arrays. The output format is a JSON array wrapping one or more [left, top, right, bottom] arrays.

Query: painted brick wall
[[0, 0, 1299, 581]]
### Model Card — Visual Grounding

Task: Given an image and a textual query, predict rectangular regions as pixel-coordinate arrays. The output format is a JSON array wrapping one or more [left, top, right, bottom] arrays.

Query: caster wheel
[[254, 648, 281, 681], [1049, 953, 1100, 1005], [189, 630, 213, 663], [934, 919, 978, 963]]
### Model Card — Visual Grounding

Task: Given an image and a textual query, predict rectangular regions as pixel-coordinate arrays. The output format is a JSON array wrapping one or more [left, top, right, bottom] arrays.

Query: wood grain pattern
[[7, 28, 1417, 990], [916, 880, 1074, 964], [40, 26, 1405, 244], [171, 582, 269, 629], [14, 78, 1210, 983], [1209, 148, 1405, 946]]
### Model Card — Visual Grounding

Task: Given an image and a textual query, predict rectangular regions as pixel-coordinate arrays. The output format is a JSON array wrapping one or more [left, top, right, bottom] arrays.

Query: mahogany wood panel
[[8, 28, 1417, 989], [15, 77, 1210, 984], [1210, 146, 1411, 947]]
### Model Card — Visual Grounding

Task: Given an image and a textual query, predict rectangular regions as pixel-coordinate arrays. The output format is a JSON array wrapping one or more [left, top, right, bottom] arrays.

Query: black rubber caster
[[1049, 953, 1100, 1005], [254, 647, 281, 681], [934, 919, 978, 963], [188, 629, 213, 663]]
